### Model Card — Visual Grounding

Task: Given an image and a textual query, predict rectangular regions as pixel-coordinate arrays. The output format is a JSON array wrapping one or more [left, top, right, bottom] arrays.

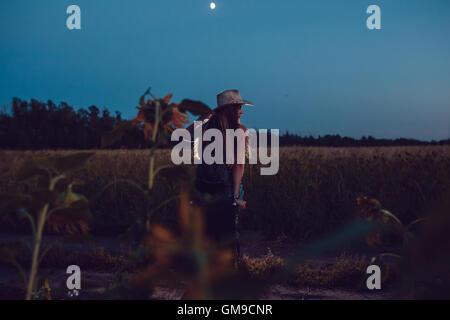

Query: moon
[[210, 2, 216, 10]]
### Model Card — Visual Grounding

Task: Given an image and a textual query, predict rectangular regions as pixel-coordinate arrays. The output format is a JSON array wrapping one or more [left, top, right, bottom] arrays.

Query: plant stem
[[148, 101, 160, 190], [149, 149, 156, 190], [25, 203, 48, 300], [25, 176, 60, 300]]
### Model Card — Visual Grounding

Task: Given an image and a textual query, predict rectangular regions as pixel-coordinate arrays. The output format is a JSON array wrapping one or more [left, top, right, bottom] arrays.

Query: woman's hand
[[235, 199, 246, 209]]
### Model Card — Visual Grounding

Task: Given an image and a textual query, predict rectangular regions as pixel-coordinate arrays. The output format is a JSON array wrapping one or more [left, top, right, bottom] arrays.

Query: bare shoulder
[[239, 124, 248, 132]]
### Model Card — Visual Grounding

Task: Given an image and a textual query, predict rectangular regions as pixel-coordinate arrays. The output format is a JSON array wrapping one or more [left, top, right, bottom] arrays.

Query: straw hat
[[215, 89, 254, 110]]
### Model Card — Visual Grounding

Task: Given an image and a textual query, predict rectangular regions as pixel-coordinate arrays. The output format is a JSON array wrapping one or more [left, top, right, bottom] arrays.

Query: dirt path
[[0, 232, 394, 300]]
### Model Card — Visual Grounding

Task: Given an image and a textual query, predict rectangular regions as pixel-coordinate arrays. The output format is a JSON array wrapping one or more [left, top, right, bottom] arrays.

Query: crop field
[[1, 146, 449, 238], [0, 146, 449, 299]]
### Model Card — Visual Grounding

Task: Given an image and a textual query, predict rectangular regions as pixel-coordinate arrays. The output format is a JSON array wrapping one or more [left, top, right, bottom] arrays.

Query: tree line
[[0, 98, 448, 150], [278, 131, 449, 147], [0, 98, 149, 150]]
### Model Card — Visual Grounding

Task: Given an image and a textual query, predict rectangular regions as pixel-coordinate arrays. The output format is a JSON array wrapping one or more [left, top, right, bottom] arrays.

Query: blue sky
[[1, 0, 449, 140]]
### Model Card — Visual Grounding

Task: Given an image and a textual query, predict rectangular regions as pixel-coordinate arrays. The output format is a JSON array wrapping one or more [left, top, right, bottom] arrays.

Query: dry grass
[[292, 253, 370, 289], [241, 249, 286, 279]]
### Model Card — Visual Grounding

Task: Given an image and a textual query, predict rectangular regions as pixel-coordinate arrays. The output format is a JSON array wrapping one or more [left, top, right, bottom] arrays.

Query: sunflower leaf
[[15, 157, 53, 182], [0, 192, 34, 213], [178, 100, 212, 117]]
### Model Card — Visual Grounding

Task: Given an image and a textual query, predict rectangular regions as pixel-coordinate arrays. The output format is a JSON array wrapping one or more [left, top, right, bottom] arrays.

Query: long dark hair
[[202, 104, 241, 166]]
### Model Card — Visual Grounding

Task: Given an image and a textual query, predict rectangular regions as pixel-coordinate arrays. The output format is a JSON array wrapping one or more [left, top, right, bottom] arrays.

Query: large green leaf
[[29, 188, 60, 213], [49, 199, 92, 222], [0, 192, 33, 212], [49, 184, 92, 223], [407, 217, 428, 230], [15, 153, 94, 181], [15, 157, 52, 182], [53, 176, 70, 194], [53, 184, 87, 208], [63, 185, 86, 206], [178, 99, 212, 117], [380, 209, 402, 226], [50, 152, 95, 174]]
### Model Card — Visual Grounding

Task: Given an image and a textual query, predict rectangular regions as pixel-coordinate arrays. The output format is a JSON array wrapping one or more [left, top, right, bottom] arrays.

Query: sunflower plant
[[356, 195, 427, 248], [98, 88, 211, 227], [0, 152, 94, 299], [100, 87, 212, 186], [356, 195, 428, 284], [131, 89, 191, 189]]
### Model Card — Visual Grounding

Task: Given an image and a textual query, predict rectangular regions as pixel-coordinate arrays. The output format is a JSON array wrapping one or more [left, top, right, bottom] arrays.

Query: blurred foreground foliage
[[0, 151, 95, 299]]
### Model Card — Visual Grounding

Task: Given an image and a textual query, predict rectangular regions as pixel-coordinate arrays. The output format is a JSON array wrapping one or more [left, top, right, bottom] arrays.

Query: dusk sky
[[1, 0, 449, 140]]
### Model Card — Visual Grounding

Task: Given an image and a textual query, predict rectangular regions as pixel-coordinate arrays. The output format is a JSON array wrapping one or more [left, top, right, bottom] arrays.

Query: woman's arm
[[232, 163, 244, 198], [232, 163, 246, 209], [232, 124, 248, 196], [232, 124, 248, 208]]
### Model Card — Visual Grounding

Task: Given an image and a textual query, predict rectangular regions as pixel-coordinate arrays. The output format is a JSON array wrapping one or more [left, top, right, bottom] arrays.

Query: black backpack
[[195, 162, 231, 194]]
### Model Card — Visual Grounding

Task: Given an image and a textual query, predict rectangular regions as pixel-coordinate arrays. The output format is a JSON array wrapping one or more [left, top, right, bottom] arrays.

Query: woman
[[190, 89, 253, 261]]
